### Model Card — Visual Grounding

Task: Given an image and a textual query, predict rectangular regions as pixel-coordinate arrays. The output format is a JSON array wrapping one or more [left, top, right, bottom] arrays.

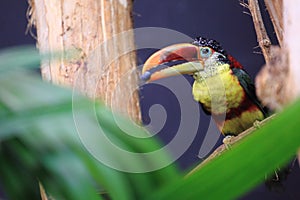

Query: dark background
[[1, 0, 299, 199]]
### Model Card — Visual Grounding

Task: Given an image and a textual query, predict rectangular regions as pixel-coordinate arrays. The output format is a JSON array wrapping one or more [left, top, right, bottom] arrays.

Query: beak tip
[[140, 71, 152, 81]]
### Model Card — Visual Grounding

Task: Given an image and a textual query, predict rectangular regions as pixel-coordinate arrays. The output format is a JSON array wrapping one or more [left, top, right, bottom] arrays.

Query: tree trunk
[[283, 0, 300, 165], [28, 1, 141, 198], [283, 0, 300, 101], [29, 0, 141, 121]]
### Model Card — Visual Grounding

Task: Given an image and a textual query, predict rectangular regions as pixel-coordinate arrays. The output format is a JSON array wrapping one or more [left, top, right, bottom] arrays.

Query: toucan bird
[[141, 37, 267, 137]]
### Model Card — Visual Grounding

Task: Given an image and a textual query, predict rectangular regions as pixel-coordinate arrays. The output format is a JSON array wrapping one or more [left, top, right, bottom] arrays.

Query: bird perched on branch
[[141, 37, 293, 190], [141, 37, 267, 137]]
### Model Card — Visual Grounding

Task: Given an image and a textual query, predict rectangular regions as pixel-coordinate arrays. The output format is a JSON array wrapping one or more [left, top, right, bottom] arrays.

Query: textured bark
[[264, 0, 283, 46], [29, 0, 141, 121]]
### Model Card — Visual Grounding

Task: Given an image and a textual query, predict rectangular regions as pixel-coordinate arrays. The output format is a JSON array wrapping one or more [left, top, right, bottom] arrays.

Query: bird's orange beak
[[141, 43, 204, 82]]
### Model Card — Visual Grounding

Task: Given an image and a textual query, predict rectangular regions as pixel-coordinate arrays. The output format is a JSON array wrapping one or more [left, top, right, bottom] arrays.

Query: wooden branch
[[247, 0, 272, 64], [246, 0, 287, 112], [187, 114, 276, 176], [256, 0, 300, 111], [264, 0, 284, 46]]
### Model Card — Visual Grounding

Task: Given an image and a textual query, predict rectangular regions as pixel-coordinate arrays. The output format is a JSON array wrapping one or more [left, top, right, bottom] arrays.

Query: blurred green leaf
[[0, 45, 81, 73], [0, 46, 40, 72], [0, 46, 180, 200]]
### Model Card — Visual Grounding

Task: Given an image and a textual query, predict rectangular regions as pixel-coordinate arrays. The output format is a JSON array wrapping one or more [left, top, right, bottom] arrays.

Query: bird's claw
[[223, 135, 234, 149], [253, 120, 261, 129]]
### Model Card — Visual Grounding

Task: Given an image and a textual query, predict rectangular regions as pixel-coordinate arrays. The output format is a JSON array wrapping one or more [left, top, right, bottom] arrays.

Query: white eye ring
[[200, 47, 212, 58]]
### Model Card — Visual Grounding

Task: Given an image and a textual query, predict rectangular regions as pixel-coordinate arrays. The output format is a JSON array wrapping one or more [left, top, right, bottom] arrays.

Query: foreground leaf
[[0, 46, 179, 200]]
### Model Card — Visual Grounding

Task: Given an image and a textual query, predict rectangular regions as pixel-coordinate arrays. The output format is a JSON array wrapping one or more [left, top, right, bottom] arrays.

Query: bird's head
[[141, 37, 242, 82]]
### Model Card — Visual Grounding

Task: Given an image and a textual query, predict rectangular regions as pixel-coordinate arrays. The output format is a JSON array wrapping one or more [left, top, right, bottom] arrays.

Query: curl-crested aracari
[[141, 37, 267, 137]]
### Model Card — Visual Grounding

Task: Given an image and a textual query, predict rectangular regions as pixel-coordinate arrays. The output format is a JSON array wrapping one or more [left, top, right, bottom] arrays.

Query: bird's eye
[[200, 47, 212, 58]]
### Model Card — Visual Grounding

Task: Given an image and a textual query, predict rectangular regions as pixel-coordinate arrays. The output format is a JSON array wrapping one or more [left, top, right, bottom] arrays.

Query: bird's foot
[[253, 120, 262, 129], [222, 135, 234, 150], [265, 167, 290, 192], [271, 169, 280, 182]]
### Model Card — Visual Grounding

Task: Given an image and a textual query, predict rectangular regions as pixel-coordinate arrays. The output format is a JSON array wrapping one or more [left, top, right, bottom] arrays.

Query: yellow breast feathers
[[192, 64, 244, 114]]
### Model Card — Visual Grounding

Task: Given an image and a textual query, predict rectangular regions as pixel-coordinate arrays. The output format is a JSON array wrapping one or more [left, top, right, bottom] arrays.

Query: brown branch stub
[[255, 46, 289, 111], [187, 114, 276, 176], [248, 0, 272, 64], [26, 0, 37, 39], [39, 182, 48, 200]]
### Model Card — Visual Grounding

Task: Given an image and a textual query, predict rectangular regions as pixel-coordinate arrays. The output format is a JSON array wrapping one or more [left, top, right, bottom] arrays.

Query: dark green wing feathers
[[231, 68, 268, 117]]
